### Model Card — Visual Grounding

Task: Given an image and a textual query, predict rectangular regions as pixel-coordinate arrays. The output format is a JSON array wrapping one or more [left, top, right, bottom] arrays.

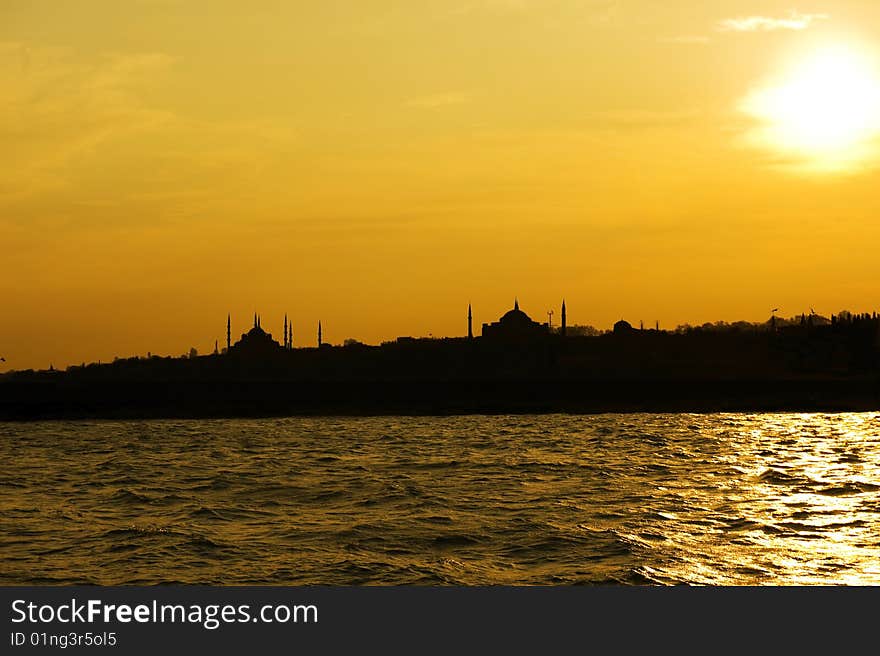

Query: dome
[[498, 299, 534, 324], [480, 298, 549, 340], [229, 316, 281, 355], [613, 319, 633, 334], [500, 307, 533, 324]]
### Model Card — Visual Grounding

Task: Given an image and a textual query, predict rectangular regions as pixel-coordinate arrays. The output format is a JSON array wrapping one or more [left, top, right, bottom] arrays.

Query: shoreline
[[3, 378, 878, 421]]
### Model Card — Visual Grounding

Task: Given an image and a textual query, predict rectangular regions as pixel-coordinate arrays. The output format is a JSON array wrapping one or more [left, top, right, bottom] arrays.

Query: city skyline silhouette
[[4, 295, 878, 372], [4, 4, 880, 376], [4, 2, 880, 601]]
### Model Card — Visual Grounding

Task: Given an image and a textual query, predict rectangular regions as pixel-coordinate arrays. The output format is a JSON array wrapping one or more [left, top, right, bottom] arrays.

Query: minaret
[[288, 323, 293, 349], [468, 304, 473, 339], [561, 299, 567, 337], [284, 314, 288, 348], [514, 297, 519, 311], [253, 312, 257, 328], [214, 340, 218, 355], [227, 314, 231, 351], [318, 321, 322, 347]]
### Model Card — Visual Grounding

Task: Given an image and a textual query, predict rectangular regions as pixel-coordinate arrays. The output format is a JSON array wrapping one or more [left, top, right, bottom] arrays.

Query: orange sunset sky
[[2, 1, 880, 371]]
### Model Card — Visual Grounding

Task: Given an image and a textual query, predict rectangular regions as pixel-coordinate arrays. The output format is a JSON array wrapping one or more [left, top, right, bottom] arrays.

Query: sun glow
[[742, 45, 880, 170]]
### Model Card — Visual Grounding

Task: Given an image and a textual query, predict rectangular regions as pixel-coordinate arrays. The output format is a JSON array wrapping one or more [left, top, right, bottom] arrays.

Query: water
[[1, 413, 879, 585]]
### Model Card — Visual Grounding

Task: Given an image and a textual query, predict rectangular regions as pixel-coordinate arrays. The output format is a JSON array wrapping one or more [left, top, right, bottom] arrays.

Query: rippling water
[[1, 413, 879, 585]]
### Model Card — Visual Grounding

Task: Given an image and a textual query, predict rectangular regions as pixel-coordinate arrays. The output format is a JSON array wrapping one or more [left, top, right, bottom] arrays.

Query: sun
[[741, 45, 880, 170]]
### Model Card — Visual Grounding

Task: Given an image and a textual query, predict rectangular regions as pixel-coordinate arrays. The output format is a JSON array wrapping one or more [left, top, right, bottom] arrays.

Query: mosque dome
[[499, 299, 533, 324], [228, 314, 282, 356], [500, 307, 533, 323], [246, 325, 269, 338], [481, 298, 549, 340], [613, 319, 633, 334]]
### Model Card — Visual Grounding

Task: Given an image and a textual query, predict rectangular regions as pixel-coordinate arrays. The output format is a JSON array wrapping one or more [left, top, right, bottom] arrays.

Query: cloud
[[0, 41, 315, 233], [658, 35, 711, 45], [0, 45, 176, 203], [450, 0, 619, 23], [718, 12, 829, 33], [405, 92, 470, 109], [589, 109, 703, 130]]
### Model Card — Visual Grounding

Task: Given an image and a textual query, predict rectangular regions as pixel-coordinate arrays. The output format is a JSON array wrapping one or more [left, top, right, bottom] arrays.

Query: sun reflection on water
[[654, 412, 880, 585]]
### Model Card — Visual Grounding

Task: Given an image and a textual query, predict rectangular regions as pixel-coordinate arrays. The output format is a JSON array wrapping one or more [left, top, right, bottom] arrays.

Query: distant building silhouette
[[482, 299, 549, 340], [228, 313, 282, 356], [468, 304, 473, 339], [613, 319, 633, 334], [318, 321, 322, 347], [561, 299, 567, 337]]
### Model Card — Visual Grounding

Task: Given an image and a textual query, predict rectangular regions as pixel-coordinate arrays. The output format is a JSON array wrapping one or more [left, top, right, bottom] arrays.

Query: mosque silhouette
[[227, 299, 568, 355]]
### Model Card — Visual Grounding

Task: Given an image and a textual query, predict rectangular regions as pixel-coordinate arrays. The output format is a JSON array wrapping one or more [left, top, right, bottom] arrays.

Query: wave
[[819, 482, 880, 496], [756, 468, 820, 487], [5, 412, 880, 585]]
